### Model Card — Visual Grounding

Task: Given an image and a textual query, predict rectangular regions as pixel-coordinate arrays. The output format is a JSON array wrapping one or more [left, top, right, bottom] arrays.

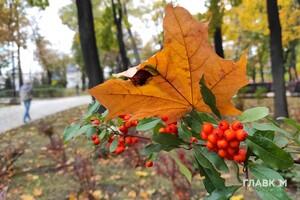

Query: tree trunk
[[259, 64, 265, 83], [46, 69, 52, 85], [214, 26, 224, 58], [111, 0, 130, 71], [123, 3, 140, 64], [81, 71, 86, 91], [289, 40, 297, 81], [266, 0, 288, 117], [17, 45, 23, 87], [76, 0, 103, 89]]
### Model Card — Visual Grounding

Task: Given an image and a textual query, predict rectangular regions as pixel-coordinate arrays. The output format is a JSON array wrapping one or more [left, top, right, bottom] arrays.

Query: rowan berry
[[218, 120, 229, 131], [190, 137, 198, 143], [131, 120, 138, 126], [217, 139, 228, 149], [91, 134, 98, 141], [168, 124, 177, 134], [208, 133, 218, 144], [131, 137, 139, 144], [227, 148, 236, 156], [123, 114, 131, 121], [206, 141, 215, 150], [224, 129, 236, 141], [238, 148, 247, 156], [92, 119, 100, 126], [93, 138, 100, 145], [202, 123, 214, 134], [161, 115, 169, 122], [231, 120, 243, 131], [213, 128, 224, 138], [125, 137, 133, 145], [229, 140, 240, 148], [236, 129, 248, 141], [119, 125, 128, 134], [124, 121, 132, 128], [200, 131, 208, 140], [145, 160, 153, 168], [218, 149, 227, 158], [115, 146, 125, 154]]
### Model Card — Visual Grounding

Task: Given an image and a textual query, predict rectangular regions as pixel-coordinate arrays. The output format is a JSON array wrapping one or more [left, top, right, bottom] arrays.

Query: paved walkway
[[0, 96, 91, 133]]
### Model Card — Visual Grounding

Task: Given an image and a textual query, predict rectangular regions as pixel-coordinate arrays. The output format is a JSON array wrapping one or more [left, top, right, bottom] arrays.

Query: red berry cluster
[[106, 135, 140, 155], [118, 114, 139, 134], [91, 134, 100, 145], [158, 115, 178, 135], [201, 120, 248, 163]]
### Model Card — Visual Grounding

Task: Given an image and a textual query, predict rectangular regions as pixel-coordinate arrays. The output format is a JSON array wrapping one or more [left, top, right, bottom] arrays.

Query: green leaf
[[278, 117, 300, 131], [152, 133, 183, 150], [86, 126, 97, 138], [252, 122, 291, 138], [142, 143, 162, 156], [200, 76, 221, 119], [99, 129, 108, 140], [254, 130, 274, 141], [178, 120, 192, 142], [201, 147, 229, 173], [63, 124, 91, 141], [246, 135, 293, 169], [109, 137, 119, 152], [136, 118, 161, 131], [171, 153, 192, 183], [238, 107, 269, 123], [205, 186, 240, 200], [194, 146, 225, 193], [249, 164, 291, 200], [86, 101, 101, 116]]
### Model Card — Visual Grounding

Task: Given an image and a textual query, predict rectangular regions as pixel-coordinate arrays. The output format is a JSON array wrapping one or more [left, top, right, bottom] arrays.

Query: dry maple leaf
[[89, 4, 248, 122]]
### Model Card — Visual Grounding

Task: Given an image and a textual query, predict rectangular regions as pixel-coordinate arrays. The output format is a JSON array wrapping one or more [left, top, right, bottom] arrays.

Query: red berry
[[217, 139, 228, 149], [206, 141, 215, 150], [119, 125, 128, 134], [131, 120, 138, 126], [208, 133, 218, 144], [131, 137, 139, 144], [92, 119, 100, 126], [218, 120, 229, 131], [236, 130, 248, 141], [231, 120, 243, 131], [124, 121, 132, 128], [125, 137, 133, 145], [190, 137, 198, 143], [218, 149, 227, 158], [168, 124, 177, 134], [161, 115, 169, 122], [238, 148, 247, 156], [123, 114, 131, 121], [227, 148, 237, 156], [93, 138, 100, 145], [213, 128, 224, 138], [164, 126, 171, 133], [145, 160, 153, 168], [229, 140, 240, 148], [224, 129, 236, 141], [200, 131, 208, 140], [202, 123, 214, 134], [91, 134, 98, 140]]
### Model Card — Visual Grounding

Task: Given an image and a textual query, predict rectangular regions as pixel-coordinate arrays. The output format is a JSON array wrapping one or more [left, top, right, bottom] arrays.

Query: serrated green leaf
[[99, 129, 108, 140], [142, 143, 162, 156], [63, 124, 88, 141], [249, 164, 291, 200], [178, 120, 192, 142], [86, 126, 97, 138], [109, 137, 119, 152], [254, 130, 274, 141], [238, 107, 269, 123], [136, 118, 161, 131], [200, 76, 221, 119], [171, 153, 192, 183], [86, 101, 101, 116], [246, 135, 293, 169], [202, 147, 229, 173], [194, 146, 225, 193]]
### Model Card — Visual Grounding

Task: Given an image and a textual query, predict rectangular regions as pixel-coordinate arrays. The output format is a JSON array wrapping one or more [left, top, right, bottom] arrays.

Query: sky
[[20, 0, 207, 74]]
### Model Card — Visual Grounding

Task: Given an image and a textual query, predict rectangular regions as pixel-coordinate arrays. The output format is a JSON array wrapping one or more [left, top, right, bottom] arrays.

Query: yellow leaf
[[92, 190, 103, 199], [135, 170, 149, 177], [33, 188, 43, 197], [89, 4, 247, 122], [20, 194, 35, 200], [230, 194, 244, 200]]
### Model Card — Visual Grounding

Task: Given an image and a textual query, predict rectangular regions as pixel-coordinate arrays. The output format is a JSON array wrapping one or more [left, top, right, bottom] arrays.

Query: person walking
[[20, 81, 33, 123]]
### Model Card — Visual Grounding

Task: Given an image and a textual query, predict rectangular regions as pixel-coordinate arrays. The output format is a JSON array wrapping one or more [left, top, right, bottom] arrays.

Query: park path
[[0, 95, 92, 133]]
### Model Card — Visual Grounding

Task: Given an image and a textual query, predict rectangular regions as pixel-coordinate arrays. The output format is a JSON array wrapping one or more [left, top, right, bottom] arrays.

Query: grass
[[0, 98, 299, 199]]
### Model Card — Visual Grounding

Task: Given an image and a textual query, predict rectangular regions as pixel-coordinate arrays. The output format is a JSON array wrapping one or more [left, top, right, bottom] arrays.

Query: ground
[[0, 97, 299, 200]]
